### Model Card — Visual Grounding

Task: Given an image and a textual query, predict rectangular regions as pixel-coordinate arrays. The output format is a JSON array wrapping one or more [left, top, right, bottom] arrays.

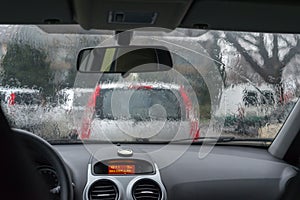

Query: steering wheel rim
[[12, 128, 73, 200]]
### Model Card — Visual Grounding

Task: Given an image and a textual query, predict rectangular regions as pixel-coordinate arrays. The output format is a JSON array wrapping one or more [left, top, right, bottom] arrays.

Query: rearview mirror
[[77, 45, 173, 74]]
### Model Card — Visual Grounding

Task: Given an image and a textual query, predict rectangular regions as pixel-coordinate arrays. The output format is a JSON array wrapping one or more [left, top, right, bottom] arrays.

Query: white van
[[217, 83, 277, 117]]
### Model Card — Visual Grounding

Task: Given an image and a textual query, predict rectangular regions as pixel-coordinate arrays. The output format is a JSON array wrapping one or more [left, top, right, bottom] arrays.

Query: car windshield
[[0, 25, 298, 143]]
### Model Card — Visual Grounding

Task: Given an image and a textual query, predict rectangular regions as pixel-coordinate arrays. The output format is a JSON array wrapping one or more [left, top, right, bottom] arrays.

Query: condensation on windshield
[[0, 25, 298, 141]]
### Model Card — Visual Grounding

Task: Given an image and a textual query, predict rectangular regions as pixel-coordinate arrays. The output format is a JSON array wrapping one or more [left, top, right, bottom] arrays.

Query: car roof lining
[[0, 0, 300, 33]]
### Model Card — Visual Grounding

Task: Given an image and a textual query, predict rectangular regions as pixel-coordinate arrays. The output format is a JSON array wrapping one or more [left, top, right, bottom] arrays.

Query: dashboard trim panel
[[83, 163, 167, 200]]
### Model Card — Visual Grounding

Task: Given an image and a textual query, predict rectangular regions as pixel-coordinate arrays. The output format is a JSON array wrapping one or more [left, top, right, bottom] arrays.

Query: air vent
[[88, 179, 118, 200], [132, 179, 162, 200]]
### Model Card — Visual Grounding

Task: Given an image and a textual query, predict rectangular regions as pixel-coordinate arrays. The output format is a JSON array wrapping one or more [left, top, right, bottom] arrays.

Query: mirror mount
[[115, 31, 133, 46], [121, 71, 131, 78]]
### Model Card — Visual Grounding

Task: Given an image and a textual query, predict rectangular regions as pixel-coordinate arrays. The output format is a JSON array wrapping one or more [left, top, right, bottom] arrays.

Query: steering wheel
[[12, 129, 73, 200]]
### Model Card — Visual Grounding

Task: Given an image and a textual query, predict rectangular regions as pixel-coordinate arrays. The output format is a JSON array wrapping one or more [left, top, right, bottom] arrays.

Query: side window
[[260, 90, 275, 105], [243, 90, 258, 106]]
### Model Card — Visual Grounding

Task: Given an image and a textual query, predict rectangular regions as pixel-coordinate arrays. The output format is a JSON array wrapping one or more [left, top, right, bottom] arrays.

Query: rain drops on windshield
[[0, 25, 298, 142]]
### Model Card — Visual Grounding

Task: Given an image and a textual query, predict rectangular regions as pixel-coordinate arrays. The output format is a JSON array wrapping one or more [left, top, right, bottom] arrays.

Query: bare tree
[[225, 32, 300, 102]]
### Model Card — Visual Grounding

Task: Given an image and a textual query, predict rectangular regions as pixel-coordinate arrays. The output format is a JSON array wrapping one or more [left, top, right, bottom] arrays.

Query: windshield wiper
[[47, 138, 83, 144], [171, 136, 273, 144], [135, 138, 150, 143], [171, 136, 236, 143], [47, 137, 273, 145]]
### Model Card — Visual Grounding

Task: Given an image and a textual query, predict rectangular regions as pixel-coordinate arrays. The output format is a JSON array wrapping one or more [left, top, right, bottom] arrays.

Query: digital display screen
[[108, 165, 135, 174], [93, 159, 154, 175]]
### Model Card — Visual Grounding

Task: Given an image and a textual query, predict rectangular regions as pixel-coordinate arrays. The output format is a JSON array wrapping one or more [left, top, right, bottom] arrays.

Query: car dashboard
[[35, 143, 298, 200]]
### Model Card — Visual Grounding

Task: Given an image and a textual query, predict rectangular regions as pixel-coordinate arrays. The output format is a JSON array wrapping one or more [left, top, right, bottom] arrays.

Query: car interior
[[1, 0, 300, 200]]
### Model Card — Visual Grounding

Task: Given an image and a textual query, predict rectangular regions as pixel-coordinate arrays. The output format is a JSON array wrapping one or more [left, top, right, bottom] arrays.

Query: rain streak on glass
[[0, 25, 299, 142]]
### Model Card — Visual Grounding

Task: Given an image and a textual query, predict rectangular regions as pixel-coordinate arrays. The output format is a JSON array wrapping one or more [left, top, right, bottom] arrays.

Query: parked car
[[0, 87, 41, 106], [79, 82, 200, 141], [0, 87, 43, 130]]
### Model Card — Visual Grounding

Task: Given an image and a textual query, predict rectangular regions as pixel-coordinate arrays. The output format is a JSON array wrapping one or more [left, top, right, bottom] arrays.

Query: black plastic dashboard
[[53, 143, 297, 200]]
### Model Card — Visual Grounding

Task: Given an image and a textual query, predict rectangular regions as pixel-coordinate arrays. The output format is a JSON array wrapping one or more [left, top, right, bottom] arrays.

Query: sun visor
[[180, 0, 300, 33], [73, 0, 192, 30]]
